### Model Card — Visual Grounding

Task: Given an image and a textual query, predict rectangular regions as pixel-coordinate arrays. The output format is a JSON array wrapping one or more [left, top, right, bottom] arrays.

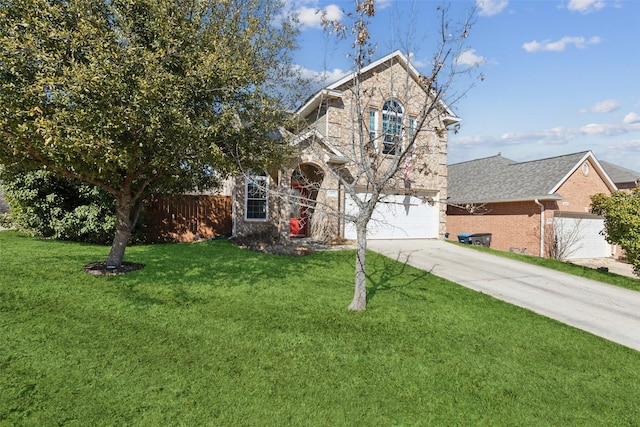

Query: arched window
[[382, 100, 404, 155]]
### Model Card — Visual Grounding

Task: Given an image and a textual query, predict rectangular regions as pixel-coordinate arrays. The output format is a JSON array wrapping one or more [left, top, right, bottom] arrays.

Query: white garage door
[[554, 214, 611, 259], [344, 193, 439, 240]]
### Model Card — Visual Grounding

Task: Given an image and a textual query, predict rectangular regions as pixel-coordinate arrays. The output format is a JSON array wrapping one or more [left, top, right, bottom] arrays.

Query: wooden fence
[[144, 195, 232, 243]]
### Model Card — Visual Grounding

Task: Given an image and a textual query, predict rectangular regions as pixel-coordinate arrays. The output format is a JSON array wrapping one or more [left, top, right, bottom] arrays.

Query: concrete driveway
[[368, 239, 640, 352]]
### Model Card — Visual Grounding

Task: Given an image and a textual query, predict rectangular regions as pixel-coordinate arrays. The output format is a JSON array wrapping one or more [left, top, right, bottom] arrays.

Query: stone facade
[[234, 52, 453, 241]]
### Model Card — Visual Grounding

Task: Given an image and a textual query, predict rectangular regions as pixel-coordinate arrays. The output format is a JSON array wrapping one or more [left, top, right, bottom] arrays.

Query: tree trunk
[[348, 221, 368, 311], [106, 194, 134, 269]]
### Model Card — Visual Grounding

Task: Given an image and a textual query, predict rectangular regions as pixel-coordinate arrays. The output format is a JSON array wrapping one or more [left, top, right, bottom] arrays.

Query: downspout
[[231, 178, 237, 238], [337, 181, 342, 238], [534, 199, 544, 257]]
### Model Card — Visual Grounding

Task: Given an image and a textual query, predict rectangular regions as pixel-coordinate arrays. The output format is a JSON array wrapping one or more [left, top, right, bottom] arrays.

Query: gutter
[[534, 199, 544, 257], [447, 194, 562, 206]]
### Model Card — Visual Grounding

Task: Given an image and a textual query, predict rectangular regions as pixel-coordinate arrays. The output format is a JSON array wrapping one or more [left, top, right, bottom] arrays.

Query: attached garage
[[554, 212, 612, 259], [344, 192, 439, 240]]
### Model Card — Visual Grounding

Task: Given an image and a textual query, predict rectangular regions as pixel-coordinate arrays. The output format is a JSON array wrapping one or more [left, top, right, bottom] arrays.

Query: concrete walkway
[[368, 239, 640, 352]]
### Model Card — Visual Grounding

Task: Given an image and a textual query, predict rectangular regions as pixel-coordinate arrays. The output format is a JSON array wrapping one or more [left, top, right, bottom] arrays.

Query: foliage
[[1, 168, 117, 244], [2, 231, 640, 425], [591, 187, 640, 276], [0, 0, 300, 267]]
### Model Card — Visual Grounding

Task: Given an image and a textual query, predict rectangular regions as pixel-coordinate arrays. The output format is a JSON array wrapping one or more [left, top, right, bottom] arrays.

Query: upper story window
[[408, 117, 416, 140], [369, 108, 378, 150], [382, 100, 404, 155], [245, 173, 268, 220]]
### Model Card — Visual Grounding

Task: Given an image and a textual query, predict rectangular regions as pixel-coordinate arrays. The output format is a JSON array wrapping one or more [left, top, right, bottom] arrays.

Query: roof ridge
[[449, 153, 514, 166], [513, 150, 590, 165]]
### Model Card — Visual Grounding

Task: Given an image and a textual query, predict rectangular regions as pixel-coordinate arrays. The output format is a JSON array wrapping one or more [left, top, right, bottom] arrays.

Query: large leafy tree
[[591, 186, 640, 277], [0, 0, 298, 269]]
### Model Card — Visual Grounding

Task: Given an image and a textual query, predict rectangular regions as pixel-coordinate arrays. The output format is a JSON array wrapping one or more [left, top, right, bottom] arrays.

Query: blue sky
[[284, 0, 640, 172]]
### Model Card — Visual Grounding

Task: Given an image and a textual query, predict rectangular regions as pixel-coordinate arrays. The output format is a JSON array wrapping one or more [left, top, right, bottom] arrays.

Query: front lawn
[[1, 231, 639, 425]]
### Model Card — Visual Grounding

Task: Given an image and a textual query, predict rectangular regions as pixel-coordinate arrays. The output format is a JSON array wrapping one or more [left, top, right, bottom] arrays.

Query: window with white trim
[[382, 100, 404, 155], [408, 116, 416, 140], [245, 173, 268, 220], [369, 108, 378, 146]]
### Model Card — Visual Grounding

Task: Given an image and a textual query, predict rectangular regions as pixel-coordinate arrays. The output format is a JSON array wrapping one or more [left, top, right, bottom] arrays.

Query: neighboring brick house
[[233, 51, 459, 242], [446, 151, 618, 259]]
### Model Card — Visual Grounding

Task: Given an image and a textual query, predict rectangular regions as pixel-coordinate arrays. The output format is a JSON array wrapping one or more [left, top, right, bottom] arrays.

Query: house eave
[[444, 115, 461, 126], [327, 155, 349, 164], [447, 194, 563, 206], [296, 89, 342, 119]]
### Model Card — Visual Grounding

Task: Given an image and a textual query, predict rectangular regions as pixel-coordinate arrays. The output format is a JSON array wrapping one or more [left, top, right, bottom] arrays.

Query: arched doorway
[[290, 164, 324, 237]]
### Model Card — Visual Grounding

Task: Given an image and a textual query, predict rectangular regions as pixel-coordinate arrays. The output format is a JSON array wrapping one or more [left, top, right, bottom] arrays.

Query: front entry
[[289, 164, 324, 238], [290, 186, 308, 237]]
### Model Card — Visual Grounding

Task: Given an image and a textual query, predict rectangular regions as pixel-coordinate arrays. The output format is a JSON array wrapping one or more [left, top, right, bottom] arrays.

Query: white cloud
[[623, 112, 640, 124], [292, 65, 349, 87], [455, 49, 487, 67], [567, 0, 606, 14], [296, 4, 343, 29], [580, 99, 621, 113], [522, 36, 601, 52], [408, 52, 429, 68], [451, 116, 640, 147], [376, 0, 393, 10], [612, 139, 640, 151], [476, 0, 509, 17]]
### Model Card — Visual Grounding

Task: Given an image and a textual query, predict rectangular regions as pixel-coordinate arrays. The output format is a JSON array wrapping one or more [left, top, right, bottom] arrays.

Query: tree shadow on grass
[[365, 250, 433, 304], [129, 241, 306, 284], [105, 240, 354, 307]]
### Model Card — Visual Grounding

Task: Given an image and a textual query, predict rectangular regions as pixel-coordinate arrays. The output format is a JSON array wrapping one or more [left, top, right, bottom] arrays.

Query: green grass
[[1, 231, 639, 426], [449, 241, 640, 292]]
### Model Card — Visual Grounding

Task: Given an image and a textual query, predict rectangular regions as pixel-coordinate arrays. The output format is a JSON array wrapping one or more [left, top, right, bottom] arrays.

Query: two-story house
[[233, 51, 459, 242]]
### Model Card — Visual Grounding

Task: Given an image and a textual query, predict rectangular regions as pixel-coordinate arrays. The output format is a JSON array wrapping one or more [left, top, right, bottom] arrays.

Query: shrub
[[591, 186, 640, 277], [1, 169, 117, 244]]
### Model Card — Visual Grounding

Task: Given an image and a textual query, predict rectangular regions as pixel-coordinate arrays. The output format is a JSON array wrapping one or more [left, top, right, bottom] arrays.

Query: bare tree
[[290, 1, 479, 311], [549, 216, 585, 260], [234, 1, 480, 310]]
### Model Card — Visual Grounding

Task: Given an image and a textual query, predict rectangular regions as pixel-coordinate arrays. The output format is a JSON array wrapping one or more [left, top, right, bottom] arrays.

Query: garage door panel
[[344, 193, 438, 240], [554, 216, 611, 259]]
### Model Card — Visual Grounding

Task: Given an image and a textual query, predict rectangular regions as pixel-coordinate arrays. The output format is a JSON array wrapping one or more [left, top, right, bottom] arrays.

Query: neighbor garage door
[[343, 193, 439, 240], [554, 213, 611, 259]]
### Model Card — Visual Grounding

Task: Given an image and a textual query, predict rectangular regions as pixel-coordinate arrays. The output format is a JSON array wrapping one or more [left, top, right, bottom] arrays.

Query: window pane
[[382, 100, 403, 155], [245, 174, 268, 220], [369, 109, 377, 142], [246, 200, 267, 219], [247, 181, 266, 199]]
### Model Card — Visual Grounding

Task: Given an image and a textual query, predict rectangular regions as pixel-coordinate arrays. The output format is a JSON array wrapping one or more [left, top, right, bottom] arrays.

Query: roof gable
[[292, 128, 348, 164], [296, 50, 459, 124], [448, 151, 617, 205], [326, 50, 422, 91]]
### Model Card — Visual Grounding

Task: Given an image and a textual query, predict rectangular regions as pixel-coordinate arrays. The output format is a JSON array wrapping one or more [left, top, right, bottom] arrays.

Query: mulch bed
[[233, 240, 316, 256], [84, 261, 145, 276], [232, 237, 355, 256]]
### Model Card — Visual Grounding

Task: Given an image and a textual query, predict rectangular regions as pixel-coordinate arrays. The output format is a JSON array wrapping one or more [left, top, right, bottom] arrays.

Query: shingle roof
[[599, 161, 640, 186], [447, 151, 604, 205]]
